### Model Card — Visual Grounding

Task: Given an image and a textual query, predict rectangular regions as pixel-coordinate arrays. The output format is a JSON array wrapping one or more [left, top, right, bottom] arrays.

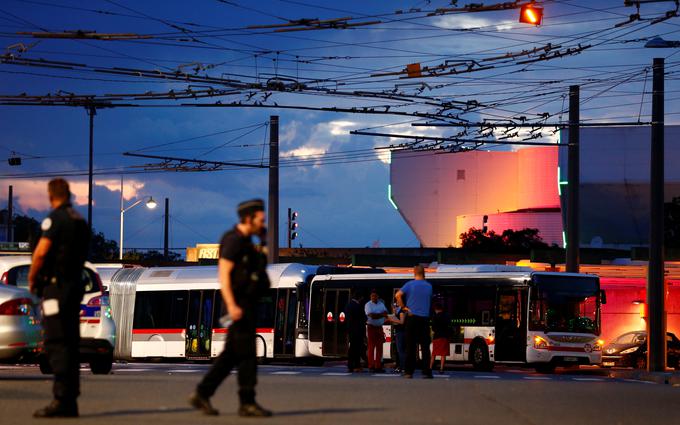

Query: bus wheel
[[535, 363, 556, 374], [470, 341, 492, 371]]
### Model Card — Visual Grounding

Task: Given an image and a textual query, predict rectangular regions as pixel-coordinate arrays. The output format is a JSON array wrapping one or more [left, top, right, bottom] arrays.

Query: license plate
[[564, 356, 578, 362], [603, 362, 615, 367]]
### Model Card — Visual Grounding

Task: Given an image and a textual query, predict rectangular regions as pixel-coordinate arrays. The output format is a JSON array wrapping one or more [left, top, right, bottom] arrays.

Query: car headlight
[[534, 335, 549, 350], [620, 347, 638, 355], [593, 339, 604, 351]]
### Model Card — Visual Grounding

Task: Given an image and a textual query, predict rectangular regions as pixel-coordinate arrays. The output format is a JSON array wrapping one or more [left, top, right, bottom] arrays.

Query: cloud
[[96, 178, 146, 202], [434, 15, 515, 31], [4, 178, 146, 213]]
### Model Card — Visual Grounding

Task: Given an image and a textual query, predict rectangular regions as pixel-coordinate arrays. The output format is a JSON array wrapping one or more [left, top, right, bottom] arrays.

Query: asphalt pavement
[[1, 362, 678, 425]]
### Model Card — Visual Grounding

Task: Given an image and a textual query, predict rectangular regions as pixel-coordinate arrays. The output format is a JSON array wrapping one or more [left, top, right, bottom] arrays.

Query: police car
[[0, 256, 116, 374]]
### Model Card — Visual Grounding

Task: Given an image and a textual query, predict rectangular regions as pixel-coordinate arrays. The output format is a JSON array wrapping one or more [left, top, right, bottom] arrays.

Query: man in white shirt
[[364, 289, 388, 373]]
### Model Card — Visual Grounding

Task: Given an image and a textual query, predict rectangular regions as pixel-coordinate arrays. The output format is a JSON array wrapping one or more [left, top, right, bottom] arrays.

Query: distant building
[[389, 126, 680, 248]]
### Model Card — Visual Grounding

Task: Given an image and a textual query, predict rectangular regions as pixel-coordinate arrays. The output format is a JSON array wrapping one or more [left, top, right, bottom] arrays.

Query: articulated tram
[[107, 263, 382, 361], [108, 263, 603, 372]]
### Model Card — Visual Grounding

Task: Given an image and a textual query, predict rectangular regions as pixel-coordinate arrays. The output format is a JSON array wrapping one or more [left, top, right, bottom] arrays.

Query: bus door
[[321, 288, 350, 357], [494, 287, 527, 362], [186, 290, 216, 360], [274, 288, 298, 357]]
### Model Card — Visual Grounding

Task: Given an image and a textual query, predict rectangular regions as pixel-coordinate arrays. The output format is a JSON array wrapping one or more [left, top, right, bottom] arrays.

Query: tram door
[[495, 287, 527, 362], [186, 290, 216, 360], [274, 288, 298, 357], [321, 289, 350, 357]]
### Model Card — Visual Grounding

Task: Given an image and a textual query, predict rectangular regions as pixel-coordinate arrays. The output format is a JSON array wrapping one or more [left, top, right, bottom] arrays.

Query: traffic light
[[519, 4, 543, 26], [287, 208, 299, 248], [482, 215, 489, 234]]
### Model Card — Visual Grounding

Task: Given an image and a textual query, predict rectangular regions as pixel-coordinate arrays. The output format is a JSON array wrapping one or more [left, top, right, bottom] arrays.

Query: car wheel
[[635, 355, 647, 370], [469, 341, 493, 371], [535, 363, 556, 374], [39, 356, 53, 375], [90, 355, 113, 375]]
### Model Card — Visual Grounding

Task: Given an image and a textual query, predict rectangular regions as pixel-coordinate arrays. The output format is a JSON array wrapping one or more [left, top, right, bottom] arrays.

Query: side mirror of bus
[[600, 290, 607, 305]]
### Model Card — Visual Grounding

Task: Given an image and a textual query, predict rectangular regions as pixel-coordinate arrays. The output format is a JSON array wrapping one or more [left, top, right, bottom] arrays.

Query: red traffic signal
[[519, 4, 543, 26]]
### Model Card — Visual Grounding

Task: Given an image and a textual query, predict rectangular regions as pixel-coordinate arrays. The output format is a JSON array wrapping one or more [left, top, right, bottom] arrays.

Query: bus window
[[439, 285, 495, 327], [133, 291, 189, 329]]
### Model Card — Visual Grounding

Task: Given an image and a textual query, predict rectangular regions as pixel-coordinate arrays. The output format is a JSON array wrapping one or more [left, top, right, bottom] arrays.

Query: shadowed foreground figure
[[28, 178, 90, 418], [189, 199, 272, 418]]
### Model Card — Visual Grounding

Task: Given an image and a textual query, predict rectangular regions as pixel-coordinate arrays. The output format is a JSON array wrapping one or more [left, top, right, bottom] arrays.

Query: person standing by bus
[[345, 290, 365, 373], [189, 199, 272, 418], [396, 265, 433, 379], [28, 178, 90, 418], [387, 297, 407, 373], [365, 289, 388, 373], [430, 302, 451, 374]]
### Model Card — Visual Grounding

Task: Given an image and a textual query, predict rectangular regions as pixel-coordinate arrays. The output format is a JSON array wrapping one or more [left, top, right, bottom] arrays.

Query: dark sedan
[[602, 331, 680, 369]]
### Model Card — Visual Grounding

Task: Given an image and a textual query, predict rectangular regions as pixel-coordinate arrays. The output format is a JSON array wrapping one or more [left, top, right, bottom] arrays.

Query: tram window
[[133, 291, 188, 329], [256, 291, 276, 329], [297, 288, 309, 329]]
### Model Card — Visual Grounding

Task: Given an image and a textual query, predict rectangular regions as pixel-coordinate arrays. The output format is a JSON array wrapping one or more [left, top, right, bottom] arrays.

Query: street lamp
[[119, 178, 157, 260]]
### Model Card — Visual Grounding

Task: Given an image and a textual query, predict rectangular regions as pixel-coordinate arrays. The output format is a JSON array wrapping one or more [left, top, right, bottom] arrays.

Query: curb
[[607, 370, 680, 385]]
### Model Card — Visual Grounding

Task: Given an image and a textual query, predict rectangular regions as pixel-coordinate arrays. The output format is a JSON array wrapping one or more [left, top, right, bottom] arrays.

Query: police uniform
[[194, 222, 270, 415], [38, 202, 90, 410]]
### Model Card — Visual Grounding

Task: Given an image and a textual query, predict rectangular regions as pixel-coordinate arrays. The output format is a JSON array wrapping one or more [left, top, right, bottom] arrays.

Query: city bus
[[107, 263, 382, 361], [308, 265, 604, 372]]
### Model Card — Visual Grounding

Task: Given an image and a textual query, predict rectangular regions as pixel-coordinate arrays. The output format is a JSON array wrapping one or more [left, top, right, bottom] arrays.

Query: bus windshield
[[529, 275, 600, 335]]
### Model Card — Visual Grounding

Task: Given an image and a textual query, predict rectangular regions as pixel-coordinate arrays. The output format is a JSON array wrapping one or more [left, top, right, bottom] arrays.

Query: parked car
[[0, 256, 116, 374], [0, 284, 42, 361], [602, 330, 680, 369]]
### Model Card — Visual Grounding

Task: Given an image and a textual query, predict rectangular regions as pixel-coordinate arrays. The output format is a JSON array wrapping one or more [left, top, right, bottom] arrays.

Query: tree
[[460, 227, 548, 252], [123, 249, 181, 262], [89, 231, 120, 262], [665, 197, 680, 249], [0, 210, 40, 248]]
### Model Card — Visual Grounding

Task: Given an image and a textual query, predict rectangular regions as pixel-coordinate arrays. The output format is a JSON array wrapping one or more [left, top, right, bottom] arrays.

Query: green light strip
[[387, 184, 398, 210]]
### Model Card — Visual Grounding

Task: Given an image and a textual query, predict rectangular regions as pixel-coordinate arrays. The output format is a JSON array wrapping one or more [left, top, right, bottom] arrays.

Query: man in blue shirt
[[395, 265, 433, 379]]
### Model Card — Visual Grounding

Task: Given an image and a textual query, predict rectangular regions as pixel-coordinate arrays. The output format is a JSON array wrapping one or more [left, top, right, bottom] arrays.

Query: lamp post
[[119, 177, 157, 260]]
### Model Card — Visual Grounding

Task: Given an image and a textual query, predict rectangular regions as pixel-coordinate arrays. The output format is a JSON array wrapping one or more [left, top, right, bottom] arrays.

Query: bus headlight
[[534, 336, 549, 350], [593, 339, 604, 351]]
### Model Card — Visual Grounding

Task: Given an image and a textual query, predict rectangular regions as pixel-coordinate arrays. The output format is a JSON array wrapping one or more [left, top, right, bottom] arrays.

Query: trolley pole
[[267, 116, 280, 264], [566, 85, 580, 273], [648, 57, 667, 372]]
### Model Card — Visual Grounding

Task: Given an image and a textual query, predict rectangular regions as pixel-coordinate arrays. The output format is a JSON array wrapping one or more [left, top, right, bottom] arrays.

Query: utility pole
[[7, 185, 13, 242], [119, 176, 124, 261], [164, 197, 169, 260], [648, 57, 666, 372], [267, 116, 279, 264], [566, 85, 580, 273], [87, 105, 96, 232]]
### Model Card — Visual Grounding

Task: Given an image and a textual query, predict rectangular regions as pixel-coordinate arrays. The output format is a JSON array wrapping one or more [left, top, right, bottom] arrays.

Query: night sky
[[1, 0, 679, 252]]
